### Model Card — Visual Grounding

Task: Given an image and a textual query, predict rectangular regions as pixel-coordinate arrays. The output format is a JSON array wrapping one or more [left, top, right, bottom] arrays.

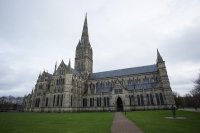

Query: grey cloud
[[0, 0, 200, 97], [162, 20, 200, 63]]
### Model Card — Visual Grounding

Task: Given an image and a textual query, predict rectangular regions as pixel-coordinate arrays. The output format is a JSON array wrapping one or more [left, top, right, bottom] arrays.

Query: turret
[[66, 59, 72, 74], [54, 61, 57, 75], [156, 49, 175, 105]]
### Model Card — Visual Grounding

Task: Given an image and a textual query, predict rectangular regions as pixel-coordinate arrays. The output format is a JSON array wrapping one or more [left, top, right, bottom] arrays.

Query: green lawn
[[0, 112, 114, 133], [125, 110, 200, 133], [1, 110, 200, 133]]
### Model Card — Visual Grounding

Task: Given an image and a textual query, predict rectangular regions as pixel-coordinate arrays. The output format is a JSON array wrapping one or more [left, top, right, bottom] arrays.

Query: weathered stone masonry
[[23, 14, 175, 112]]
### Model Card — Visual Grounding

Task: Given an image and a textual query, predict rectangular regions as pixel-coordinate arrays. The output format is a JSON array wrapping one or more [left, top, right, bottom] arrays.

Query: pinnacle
[[157, 49, 163, 62]]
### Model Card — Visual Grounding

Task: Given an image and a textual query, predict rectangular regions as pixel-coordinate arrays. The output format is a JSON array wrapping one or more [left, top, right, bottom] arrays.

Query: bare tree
[[7, 95, 16, 104], [0, 96, 8, 104], [190, 72, 200, 102], [173, 91, 183, 108]]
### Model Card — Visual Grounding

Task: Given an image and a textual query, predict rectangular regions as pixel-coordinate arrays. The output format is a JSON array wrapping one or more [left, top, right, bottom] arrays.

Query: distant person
[[195, 101, 200, 110], [171, 105, 176, 118]]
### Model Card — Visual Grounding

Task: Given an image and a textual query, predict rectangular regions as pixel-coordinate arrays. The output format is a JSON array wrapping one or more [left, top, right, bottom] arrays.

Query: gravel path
[[178, 108, 200, 113], [111, 112, 144, 133]]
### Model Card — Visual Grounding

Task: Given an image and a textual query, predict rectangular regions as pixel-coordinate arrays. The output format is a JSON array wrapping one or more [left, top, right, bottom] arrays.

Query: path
[[111, 112, 144, 133], [178, 108, 200, 113]]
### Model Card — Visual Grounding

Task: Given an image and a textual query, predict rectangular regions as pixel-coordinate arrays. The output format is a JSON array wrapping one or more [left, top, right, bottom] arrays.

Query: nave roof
[[89, 64, 158, 80]]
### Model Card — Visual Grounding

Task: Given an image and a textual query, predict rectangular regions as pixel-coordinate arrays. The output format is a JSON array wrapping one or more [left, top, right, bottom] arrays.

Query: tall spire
[[81, 13, 89, 45], [157, 49, 163, 62], [66, 59, 72, 74]]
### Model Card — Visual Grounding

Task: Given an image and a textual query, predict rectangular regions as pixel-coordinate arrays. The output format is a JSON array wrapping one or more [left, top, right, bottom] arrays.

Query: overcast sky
[[0, 0, 200, 97]]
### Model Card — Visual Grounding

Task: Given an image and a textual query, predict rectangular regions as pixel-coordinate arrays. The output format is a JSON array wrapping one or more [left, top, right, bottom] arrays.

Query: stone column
[[143, 89, 147, 105], [94, 83, 97, 94], [152, 88, 157, 105], [134, 90, 138, 105]]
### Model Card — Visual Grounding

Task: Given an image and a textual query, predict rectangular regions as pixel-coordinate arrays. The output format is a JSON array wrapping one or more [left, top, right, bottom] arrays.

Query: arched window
[[135, 79, 137, 84], [137, 95, 140, 105], [100, 82, 103, 88], [107, 97, 109, 106], [135, 78, 141, 84], [90, 98, 92, 107], [146, 94, 150, 105], [35, 98, 37, 107], [156, 93, 160, 105], [82, 98, 84, 107], [100, 97, 101, 107], [150, 94, 154, 105], [160, 93, 164, 105], [152, 75, 157, 82], [131, 95, 134, 105], [61, 95, 63, 107], [57, 95, 60, 106], [140, 94, 144, 105], [144, 77, 149, 83], [46, 97, 48, 107], [96, 82, 99, 88], [104, 97, 106, 106], [38, 98, 40, 107], [97, 97, 99, 107], [128, 78, 132, 85], [53, 95, 56, 107]]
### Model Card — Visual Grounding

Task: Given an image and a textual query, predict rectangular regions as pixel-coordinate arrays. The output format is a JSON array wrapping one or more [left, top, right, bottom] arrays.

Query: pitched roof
[[65, 65, 83, 78], [89, 64, 158, 80], [47, 73, 53, 80]]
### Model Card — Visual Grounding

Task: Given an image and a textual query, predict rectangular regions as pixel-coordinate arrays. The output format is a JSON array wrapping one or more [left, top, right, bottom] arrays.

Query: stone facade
[[23, 15, 175, 112]]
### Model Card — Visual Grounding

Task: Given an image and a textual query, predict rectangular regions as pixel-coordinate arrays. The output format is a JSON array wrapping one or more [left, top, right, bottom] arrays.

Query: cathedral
[[23, 15, 175, 112]]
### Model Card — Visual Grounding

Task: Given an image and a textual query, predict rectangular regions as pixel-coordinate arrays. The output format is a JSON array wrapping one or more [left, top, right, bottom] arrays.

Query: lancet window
[[39, 85, 43, 89], [90, 98, 94, 107], [56, 78, 65, 86]]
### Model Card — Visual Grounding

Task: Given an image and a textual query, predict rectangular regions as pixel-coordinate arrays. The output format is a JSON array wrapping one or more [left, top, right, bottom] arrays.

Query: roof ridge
[[91, 64, 156, 74]]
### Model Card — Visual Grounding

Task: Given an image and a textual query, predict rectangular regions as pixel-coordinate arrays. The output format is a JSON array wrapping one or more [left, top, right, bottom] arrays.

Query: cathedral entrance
[[116, 97, 123, 111]]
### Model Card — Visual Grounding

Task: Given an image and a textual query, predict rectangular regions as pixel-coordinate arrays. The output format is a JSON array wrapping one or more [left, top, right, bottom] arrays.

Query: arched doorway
[[116, 97, 123, 111]]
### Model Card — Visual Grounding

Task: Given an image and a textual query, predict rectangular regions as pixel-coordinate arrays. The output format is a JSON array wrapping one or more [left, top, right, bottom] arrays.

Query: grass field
[[0, 112, 114, 133], [0, 110, 200, 133], [125, 110, 200, 133]]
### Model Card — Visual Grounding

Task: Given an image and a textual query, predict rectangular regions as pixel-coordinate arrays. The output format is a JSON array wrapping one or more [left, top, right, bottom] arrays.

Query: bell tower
[[75, 14, 93, 78]]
